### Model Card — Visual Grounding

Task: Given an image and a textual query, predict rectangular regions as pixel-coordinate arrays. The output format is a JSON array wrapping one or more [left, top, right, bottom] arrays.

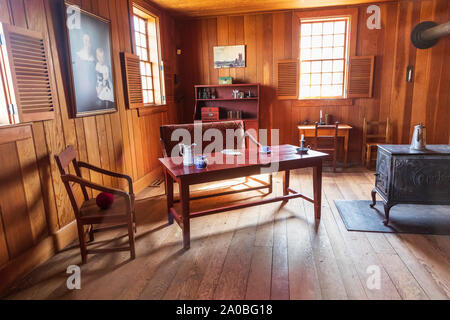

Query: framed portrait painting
[[64, 2, 117, 117]]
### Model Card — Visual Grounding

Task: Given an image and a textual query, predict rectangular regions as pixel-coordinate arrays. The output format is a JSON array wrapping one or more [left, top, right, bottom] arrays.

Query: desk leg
[[268, 174, 273, 194], [313, 163, 323, 220], [165, 170, 174, 225], [283, 170, 290, 196], [180, 182, 190, 249], [344, 132, 349, 168]]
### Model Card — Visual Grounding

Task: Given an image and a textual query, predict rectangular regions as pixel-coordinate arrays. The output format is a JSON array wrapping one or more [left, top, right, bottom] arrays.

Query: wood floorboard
[[296, 170, 348, 300], [270, 180, 289, 300], [4, 169, 450, 300]]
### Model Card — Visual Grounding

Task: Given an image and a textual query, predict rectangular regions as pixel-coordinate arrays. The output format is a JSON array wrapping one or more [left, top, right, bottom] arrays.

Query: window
[[299, 18, 349, 99], [132, 5, 165, 106]]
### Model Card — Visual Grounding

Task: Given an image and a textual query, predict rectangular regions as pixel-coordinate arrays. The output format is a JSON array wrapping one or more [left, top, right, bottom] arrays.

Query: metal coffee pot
[[410, 123, 426, 150], [179, 143, 196, 166]]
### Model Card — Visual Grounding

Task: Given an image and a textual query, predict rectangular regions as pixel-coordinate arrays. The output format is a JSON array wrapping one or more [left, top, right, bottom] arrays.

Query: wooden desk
[[298, 124, 352, 167], [160, 145, 327, 249]]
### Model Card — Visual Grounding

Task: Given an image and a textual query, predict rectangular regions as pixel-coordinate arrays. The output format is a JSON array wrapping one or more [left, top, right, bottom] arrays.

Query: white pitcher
[[410, 123, 426, 150], [179, 143, 196, 166]]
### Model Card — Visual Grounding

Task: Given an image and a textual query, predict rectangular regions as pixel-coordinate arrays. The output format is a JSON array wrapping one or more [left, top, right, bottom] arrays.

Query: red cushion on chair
[[96, 192, 114, 210]]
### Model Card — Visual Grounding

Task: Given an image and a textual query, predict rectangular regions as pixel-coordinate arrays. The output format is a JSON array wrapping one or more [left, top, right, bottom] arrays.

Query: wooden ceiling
[[150, 0, 394, 17]]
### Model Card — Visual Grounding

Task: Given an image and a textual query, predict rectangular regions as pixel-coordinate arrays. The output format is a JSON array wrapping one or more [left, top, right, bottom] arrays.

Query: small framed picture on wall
[[63, 1, 117, 117], [213, 45, 246, 69]]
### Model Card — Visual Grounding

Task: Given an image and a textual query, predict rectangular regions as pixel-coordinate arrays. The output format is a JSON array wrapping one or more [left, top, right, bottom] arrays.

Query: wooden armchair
[[362, 118, 391, 168], [312, 122, 339, 172], [55, 145, 136, 264]]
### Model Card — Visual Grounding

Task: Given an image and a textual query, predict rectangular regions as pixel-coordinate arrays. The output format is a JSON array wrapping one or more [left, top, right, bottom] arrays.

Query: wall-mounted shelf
[[194, 83, 260, 123], [193, 83, 260, 147]]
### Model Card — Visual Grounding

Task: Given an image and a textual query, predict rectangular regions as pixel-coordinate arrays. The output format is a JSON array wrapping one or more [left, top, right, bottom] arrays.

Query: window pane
[[300, 86, 310, 98], [134, 16, 140, 32], [322, 73, 332, 85], [323, 22, 334, 34], [301, 48, 311, 60], [147, 90, 154, 103], [139, 19, 146, 33], [322, 60, 332, 72], [135, 46, 141, 59], [135, 33, 141, 47], [334, 34, 345, 47], [301, 23, 311, 36], [311, 48, 321, 60], [141, 48, 148, 61], [140, 33, 147, 48], [335, 21, 346, 33], [312, 23, 322, 35], [300, 74, 310, 86], [146, 62, 151, 75], [301, 36, 311, 48], [140, 62, 146, 75], [311, 35, 322, 48], [311, 61, 321, 73], [301, 61, 311, 73], [333, 72, 343, 84], [322, 47, 333, 59], [311, 86, 321, 97], [323, 35, 333, 47], [322, 85, 333, 96], [333, 47, 344, 59], [333, 60, 344, 72], [147, 77, 153, 90], [332, 85, 343, 96], [311, 73, 321, 85]]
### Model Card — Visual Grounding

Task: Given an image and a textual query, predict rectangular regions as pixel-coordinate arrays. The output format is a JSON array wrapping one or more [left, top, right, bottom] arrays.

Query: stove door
[[375, 148, 390, 197]]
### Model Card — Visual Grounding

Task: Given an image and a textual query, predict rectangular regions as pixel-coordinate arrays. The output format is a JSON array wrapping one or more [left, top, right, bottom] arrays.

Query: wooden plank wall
[[0, 0, 178, 293], [178, 0, 450, 162]]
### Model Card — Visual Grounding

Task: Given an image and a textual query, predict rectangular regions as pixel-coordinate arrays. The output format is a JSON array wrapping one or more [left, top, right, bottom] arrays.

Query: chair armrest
[[77, 161, 134, 195], [61, 174, 131, 205]]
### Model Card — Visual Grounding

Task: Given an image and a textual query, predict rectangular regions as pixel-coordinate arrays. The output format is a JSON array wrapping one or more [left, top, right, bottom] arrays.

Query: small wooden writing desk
[[159, 145, 328, 249], [298, 124, 352, 167]]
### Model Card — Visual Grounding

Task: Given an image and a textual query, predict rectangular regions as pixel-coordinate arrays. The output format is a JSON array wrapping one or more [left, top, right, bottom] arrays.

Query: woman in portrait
[[73, 33, 98, 112]]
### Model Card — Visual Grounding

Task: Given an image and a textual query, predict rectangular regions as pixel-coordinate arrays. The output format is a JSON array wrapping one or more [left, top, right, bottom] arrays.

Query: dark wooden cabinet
[[371, 145, 450, 225]]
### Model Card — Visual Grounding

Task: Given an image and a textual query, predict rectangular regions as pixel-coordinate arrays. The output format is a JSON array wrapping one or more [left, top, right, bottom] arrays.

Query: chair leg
[[88, 224, 94, 242], [361, 145, 366, 166], [128, 219, 136, 260], [333, 152, 337, 173], [77, 223, 87, 264], [365, 146, 371, 169], [133, 211, 137, 233]]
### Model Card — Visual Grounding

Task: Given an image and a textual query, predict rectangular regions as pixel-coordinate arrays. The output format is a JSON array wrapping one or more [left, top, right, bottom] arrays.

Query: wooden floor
[[4, 168, 450, 300]]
